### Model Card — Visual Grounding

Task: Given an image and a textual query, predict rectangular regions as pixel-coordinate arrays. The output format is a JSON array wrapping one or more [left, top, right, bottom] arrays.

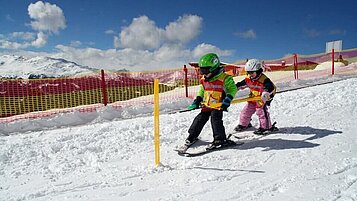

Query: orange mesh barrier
[[235, 48, 357, 71], [0, 68, 201, 121], [103, 68, 200, 107]]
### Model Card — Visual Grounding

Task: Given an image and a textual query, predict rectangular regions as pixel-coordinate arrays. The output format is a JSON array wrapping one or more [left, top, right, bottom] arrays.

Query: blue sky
[[1, 0, 356, 70]]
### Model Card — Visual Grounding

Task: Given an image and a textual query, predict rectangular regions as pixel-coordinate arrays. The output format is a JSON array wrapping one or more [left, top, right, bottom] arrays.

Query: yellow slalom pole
[[231, 96, 261, 104], [208, 96, 262, 109], [153, 79, 160, 166]]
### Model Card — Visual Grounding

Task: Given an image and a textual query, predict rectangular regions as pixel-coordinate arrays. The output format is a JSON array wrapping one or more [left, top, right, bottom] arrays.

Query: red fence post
[[184, 65, 188, 97], [101, 69, 108, 106], [293, 54, 299, 80], [332, 48, 335, 75]]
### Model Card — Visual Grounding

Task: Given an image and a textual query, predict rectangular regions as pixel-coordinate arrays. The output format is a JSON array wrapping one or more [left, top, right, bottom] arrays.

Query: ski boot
[[176, 138, 198, 153], [206, 139, 236, 150], [253, 122, 278, 135], [234, 123, 252, 132], [184, 138, 198, 147]]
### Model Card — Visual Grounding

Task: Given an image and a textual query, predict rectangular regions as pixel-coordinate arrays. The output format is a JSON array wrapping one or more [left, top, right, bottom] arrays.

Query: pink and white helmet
[[245, 59, 263, 72]]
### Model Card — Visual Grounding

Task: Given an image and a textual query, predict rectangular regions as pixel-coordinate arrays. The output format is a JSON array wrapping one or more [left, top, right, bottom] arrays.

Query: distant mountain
[[0, 55, 98, 79]]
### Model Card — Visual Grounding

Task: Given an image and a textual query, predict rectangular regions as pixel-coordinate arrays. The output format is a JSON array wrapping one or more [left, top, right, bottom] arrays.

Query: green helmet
[[198, 53, 220, 72]]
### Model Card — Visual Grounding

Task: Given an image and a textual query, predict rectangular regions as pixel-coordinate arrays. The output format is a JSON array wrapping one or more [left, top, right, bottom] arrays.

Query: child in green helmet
[[183, 53, 238, 150]]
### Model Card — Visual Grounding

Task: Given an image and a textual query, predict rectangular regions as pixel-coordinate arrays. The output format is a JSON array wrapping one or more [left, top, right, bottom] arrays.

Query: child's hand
[[187, 96, 203, 110], [261, 91, 270, 102], [221, 95, 233, 111]]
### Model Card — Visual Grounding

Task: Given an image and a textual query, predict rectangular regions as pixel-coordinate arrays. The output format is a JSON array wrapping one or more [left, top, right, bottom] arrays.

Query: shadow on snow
[[238, 138, 319, 151], [277, 126, 343, 140], [237, 126, 342, 151]]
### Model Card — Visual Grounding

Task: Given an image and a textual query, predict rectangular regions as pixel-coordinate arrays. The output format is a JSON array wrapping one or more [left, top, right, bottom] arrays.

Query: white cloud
[[0, 32, 47, 49], [0, 40, 30, 49], [118, 16, 163, 50], [192, 43, 233, 58], [51, 41, 233, 71], [0, 32, 48, 49], [235, 29, 256, 39], [154, 44, 190, 62], [105, 29, 116, 35], [31, 32, 48, 47], [70, 40, 82, 47], [165, 15, 202, 43], [114, 36, 120, 49], [53, 45, 189, 70], [116, 14, 202, 50], [0, 1, 66, 50], [10, 32, 36, 41], [28, 1, 66, 34]]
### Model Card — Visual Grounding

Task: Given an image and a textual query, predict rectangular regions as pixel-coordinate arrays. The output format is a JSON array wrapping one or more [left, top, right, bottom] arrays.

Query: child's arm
[[235, 79, 247, 90], [263, 78, 275, 93], [224, 76, 238, 97]]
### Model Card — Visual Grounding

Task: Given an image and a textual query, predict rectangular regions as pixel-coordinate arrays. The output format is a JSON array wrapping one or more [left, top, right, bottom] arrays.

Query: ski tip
[[177, 152, 189, 156], [174, 149, 186, 153]]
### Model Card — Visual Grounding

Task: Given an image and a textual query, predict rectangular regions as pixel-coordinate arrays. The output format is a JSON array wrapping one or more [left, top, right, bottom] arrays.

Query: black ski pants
[[187, 109, 226, 142]]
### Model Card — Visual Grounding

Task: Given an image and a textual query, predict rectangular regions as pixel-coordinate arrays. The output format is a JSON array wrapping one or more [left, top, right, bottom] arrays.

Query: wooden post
[[332, 48, 335, 75], [293, 54, 299, 80], [184, 65, 188, 97], [101, 69, 108, 106]]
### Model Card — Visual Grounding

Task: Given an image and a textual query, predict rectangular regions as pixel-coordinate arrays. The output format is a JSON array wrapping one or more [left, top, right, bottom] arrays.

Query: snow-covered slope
[[0, 55, 97, 79], [1, 75, 357, 201], [314, 61, 346, 70]]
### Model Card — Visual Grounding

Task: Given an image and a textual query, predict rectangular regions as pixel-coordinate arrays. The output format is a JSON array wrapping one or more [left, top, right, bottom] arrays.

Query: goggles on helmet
[[200, 67, 211, 75]]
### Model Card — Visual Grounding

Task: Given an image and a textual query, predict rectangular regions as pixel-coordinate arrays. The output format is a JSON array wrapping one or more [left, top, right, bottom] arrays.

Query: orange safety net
[[0, 68, 201, 120]]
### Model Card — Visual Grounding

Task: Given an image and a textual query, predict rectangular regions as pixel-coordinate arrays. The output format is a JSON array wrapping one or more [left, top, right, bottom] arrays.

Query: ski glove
[[261, 91, 270, 103], [221, 94, 233, 111], [188, 96, 203, 110]]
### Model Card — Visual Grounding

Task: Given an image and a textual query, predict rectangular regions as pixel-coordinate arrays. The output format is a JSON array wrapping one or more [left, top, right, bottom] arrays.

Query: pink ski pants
[[239, 101, 272, 129]]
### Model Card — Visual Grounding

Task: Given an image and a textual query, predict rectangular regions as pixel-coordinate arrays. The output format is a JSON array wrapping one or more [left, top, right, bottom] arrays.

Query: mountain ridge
[[0, 54, 97, 79]]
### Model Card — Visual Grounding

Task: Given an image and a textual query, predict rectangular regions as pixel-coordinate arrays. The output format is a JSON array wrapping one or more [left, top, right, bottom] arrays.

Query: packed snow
[[1, 62, 357, 201], [314, 61, 346, 71]]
